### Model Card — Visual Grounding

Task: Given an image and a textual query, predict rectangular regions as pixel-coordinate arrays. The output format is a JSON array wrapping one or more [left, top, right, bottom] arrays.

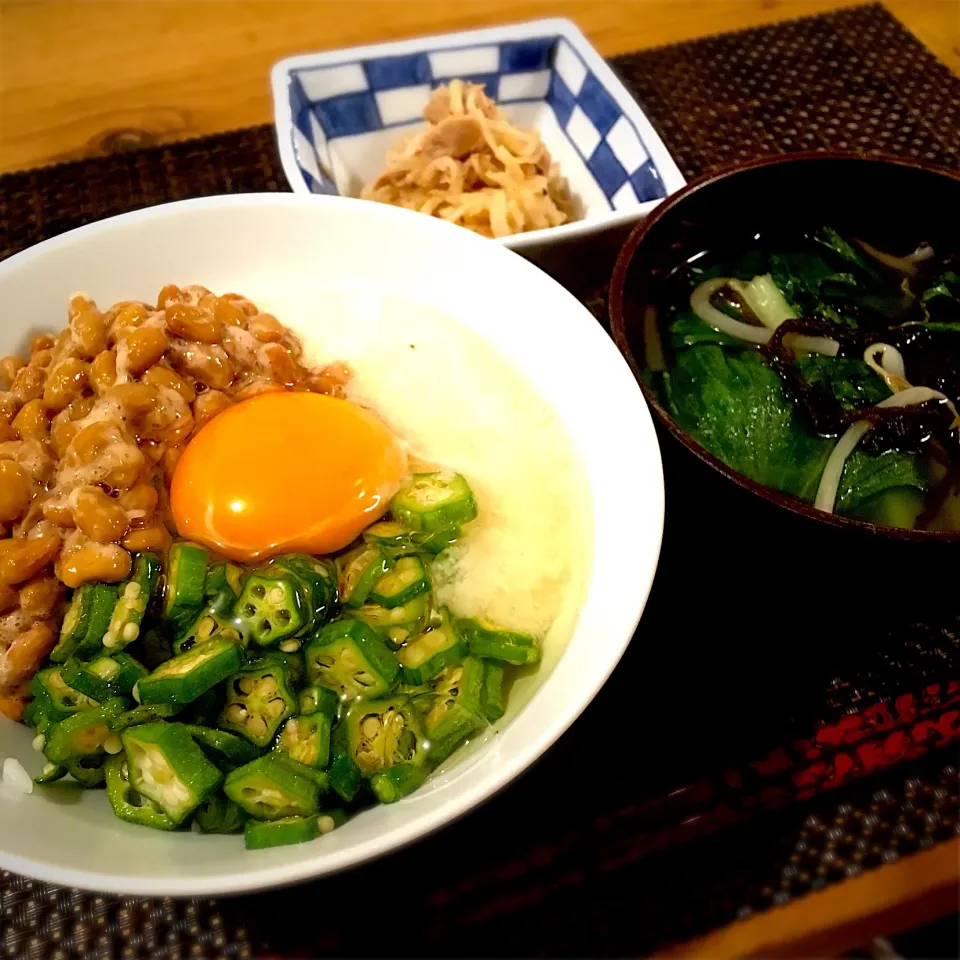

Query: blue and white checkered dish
[[271, 19, 685, 249]]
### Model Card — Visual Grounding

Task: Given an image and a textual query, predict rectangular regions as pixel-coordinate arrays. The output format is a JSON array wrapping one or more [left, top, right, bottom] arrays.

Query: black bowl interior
[[612, 155, 960, 541]]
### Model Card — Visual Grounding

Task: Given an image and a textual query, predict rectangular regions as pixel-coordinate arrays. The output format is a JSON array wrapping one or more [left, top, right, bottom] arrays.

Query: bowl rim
[[608, 150, 960, 542], [0, 191, 665, 895], [269, 17, 686, 250]]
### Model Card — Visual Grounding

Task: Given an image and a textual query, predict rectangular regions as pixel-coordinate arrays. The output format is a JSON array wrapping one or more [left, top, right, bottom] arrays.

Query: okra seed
[[124, 582, 141, 600], [238, 678, 255, 695], [132, 682, 141, 703], [361, 717, 381, 737], [268, 588, 284, 604], [42, 763, 58, 776], [267, 698, 286, 718], [248, 717, 267, 736], [122, 622, 139, 642], [318, 816, 335, 834], [32, 733, 45, 751], [225, 704, 247, 723], [279, 640, 299, 653], [103, 632, 117, 648], [261, 677, 277, 695], [103, 734, 123, 755]]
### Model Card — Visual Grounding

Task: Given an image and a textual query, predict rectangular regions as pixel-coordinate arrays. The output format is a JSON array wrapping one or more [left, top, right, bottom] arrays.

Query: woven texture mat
[[2, 5, 960, 958]]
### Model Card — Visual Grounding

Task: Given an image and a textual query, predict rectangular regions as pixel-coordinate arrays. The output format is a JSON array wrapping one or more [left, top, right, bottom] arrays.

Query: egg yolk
[[170, 391, 408, 562]]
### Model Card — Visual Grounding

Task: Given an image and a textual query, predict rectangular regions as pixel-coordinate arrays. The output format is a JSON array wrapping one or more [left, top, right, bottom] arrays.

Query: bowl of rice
[[271, 18, 685, 253]]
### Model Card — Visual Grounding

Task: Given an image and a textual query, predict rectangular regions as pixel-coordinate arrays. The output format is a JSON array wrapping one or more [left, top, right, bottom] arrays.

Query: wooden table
[[1, 1, 958, 955], [0, 0, 957, 175]]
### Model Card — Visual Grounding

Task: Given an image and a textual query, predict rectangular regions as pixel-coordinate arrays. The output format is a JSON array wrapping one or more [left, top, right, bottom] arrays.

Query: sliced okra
[[137, 636, 244, 708], [162, 541, 209, 634], [480, 660, 507, 723], [247, 650, 304, 687], [193, 791, 247, 834], [299, 685, 340, 720], [369, 556, 430, 609], [338, 544, 391, 608], [217, 661, 297, 748], [185, 724, 261, 770], [108, 703, 178, 733], [50, 583, 118, 662], [396, 611, 467, 686], [304, 619, 398, 701], [174, 610, 244, 656], [458, 618, 541, 666], [351, 594, 431, 650], [33, 762, 67, 785], [269, 554, 337, 633], [328, 752, 363, 803], [203, 561, 245, 617], [65, 755, 107, 787], [417, 658, 486, 764], [43, 699, 126, 765], [274, 714, 331, 770], [121, 721, 223, 825], [390, 471, 477, 533], [370, 764, 426, 804], [233, 570, 307, 647], [244, 814, 320, 849], [63, 652, 147, 702], [30, 666, 99, 722], [363, 520, 460, 558], [102, 552, 161, 651], [342, 696, 426, 776], [105, 753, 177, 830], [223, 754, 320, 820]]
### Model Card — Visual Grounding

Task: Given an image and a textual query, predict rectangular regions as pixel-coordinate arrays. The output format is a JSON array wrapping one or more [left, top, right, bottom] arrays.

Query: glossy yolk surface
[[170, 391, 408, 562]]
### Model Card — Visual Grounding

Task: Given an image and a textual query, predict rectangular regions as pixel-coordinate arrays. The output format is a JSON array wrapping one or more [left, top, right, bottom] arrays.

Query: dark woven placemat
[[2, 5, 960, 958]]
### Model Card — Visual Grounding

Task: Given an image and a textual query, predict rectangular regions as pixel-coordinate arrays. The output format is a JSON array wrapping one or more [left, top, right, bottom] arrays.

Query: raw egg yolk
[[170, 391, 408, 562]]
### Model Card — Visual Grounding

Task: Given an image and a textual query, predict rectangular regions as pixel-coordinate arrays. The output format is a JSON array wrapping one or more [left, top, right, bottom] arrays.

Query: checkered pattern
[[285, 36, 667, 206]]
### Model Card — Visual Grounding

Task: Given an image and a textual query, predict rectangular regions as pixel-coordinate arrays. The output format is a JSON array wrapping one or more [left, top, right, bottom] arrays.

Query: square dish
[[271, 18, 686, 250]]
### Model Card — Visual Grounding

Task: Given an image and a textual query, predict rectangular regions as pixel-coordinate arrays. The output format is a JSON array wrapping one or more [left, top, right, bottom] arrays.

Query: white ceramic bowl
[[271, 18, 686, 254], [0, 194, 663, 895]]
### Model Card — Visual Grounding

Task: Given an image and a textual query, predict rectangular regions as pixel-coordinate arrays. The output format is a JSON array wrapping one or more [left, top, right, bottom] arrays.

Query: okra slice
[[390, 471, 477, 533], [137, 636, 244, 708], [328, 752, 363, 803], [369, 556, 430, 609], [34, 762, 67, 784], [43, 699, 126, 765], [223, 754, 320, 820], [174, 610, 244, 656], [193, 791, 247, 834], [480, 661, 507, 723], [204, 561, 245, 616], [105, 754, 177, 830], [108, 703, 177, 732], [185, 724, 261, 770], [458, 618, 541, 666], [244, 814, 320, 849], [103, 552, 161, 651], [342, 696, 426, 776], [217, 661, 297, 748], [417, 658, 486, 764], [396, 612, 467, 686], [352, 594, 431, 650], [65, 755, 107, 787], [363, 520, 460, 558], [275, 714, 331, 770], [269, 554, 337, 633], [30, 666, 99, 722], [299, 685, 340, 720], [338, 544, 391, 608], [22, 699, 52, 734], [121, 721, 223, 825], [247, 650, 304, 687], [162, 541, 209, 634], [50, 583, 118, 662], [304, 619, 398, 701], [233, 570, 307, 647], [63, 652, 147, 702], [370, 764, 426, 804]]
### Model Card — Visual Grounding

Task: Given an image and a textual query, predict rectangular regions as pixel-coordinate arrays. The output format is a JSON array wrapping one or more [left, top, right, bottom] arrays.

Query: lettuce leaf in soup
[[663, 345, 831, 500]]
